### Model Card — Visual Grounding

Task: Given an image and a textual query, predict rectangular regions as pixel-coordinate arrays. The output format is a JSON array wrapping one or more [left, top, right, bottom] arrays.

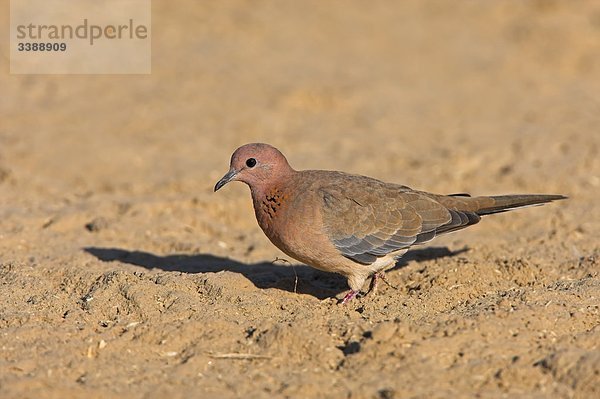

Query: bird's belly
[[259, 216, 367, 276], [260, 219, 318, 262], [255, 208, 329, 265]]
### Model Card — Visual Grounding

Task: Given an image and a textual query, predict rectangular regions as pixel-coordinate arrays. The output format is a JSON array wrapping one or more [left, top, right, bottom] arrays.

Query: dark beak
[[214, 169, 237, 192]]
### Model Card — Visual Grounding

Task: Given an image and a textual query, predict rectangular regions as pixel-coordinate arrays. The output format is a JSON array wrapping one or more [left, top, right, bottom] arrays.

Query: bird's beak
[[214, 169, 238, 192]]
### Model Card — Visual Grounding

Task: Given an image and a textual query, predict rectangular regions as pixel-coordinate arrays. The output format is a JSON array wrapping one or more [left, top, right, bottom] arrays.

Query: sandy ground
[[1, 1, 599, 398]]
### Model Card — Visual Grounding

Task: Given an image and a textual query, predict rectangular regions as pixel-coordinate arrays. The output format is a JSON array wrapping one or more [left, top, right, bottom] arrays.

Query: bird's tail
[[418, 192, 566, 239], [474, 194, 567, 215]]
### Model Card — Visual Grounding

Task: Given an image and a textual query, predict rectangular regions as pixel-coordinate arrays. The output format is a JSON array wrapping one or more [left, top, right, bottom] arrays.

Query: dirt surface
[[1, 1, 599, 398]]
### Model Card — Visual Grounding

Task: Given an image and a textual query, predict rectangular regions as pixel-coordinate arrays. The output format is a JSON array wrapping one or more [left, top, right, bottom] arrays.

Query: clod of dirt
[[85, 217, 109, 232]]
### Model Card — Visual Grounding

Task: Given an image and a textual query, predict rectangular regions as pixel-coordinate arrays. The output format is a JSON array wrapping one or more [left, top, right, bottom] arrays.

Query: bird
[[214, 143, 566, 303]]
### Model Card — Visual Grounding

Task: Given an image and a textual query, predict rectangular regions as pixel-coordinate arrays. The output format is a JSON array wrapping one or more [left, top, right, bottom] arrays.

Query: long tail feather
[[476, 194, 567, 215]]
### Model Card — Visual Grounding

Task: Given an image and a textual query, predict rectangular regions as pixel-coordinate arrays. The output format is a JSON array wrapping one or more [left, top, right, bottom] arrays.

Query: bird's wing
[[318, 175, 479, 265]]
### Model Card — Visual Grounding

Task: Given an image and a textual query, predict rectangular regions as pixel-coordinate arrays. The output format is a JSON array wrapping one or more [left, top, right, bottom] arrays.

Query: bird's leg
[[368, 271, 398, 295], [341, 290, 359, 304], [342, 272, 398, 304], [367, 272, 383, 294]]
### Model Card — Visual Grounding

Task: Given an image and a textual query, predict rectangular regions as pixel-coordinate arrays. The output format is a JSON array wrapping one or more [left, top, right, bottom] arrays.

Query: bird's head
[[214, 143, 294, 192]]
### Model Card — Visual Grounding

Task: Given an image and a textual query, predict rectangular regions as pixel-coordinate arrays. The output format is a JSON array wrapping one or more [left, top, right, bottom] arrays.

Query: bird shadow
[[83, 246, 469, 300]]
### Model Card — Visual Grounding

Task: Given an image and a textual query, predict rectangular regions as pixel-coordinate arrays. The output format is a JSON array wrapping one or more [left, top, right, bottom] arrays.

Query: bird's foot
[[341, 290, 359, 305], [368, 272, 398, 295], [341, 273, 398, 304], [368, 272, 383, 294]]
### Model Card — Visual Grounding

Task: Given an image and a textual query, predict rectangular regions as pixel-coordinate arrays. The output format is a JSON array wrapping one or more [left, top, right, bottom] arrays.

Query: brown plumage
[[214, 143, 566, 303]]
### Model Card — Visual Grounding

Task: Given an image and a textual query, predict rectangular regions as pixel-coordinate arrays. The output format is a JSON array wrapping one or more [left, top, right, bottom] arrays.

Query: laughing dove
[[214, 143, 566, 303]]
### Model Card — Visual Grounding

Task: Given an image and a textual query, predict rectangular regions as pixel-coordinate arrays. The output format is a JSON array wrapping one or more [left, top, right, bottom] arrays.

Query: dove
[[214, 143, 566, 303]]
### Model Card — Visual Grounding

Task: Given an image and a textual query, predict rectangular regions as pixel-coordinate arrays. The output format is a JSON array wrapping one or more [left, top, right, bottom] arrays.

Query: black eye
[[246, 158, 257, 168]]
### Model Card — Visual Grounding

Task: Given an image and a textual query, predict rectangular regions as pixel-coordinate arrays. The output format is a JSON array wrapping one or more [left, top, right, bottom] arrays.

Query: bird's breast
[[252, 187, 290, 235], [252, 185, 312, 249]]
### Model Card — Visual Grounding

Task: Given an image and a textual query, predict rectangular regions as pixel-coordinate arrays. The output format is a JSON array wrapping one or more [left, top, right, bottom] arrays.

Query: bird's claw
[[341, 290, 358, 304]]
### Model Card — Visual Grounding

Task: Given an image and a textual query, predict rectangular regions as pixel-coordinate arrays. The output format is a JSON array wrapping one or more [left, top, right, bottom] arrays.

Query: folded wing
[[319, 178, 480, 265]]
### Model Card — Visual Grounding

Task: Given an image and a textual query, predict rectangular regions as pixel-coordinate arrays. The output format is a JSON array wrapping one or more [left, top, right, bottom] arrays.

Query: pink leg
[[368, 272, 384, 294], [341, 290, 358, 304], [368, 272, 397, 295]]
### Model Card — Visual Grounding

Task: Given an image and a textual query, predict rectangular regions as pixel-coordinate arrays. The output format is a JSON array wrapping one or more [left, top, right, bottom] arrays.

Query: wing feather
[[314, 173, 483, 265]]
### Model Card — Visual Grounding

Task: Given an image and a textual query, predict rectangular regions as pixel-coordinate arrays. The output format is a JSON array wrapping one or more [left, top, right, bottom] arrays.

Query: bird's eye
[[246, 158, 257, 168]]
